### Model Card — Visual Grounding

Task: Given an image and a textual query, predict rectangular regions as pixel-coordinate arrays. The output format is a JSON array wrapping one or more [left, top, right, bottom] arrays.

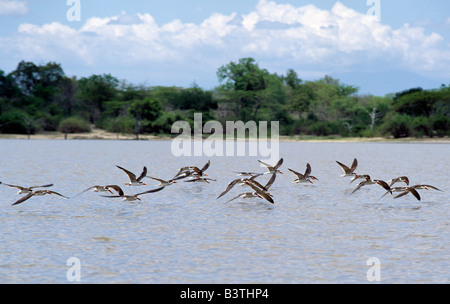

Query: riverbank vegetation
[[1, 58, 448, 139]]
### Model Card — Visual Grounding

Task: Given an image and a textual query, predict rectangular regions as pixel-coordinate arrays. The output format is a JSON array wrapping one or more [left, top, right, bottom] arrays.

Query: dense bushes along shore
[[1, 58, 448, 139]]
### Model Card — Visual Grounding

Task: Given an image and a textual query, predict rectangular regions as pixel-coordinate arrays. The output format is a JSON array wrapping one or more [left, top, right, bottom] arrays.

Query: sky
[[0, 0, 449, 96]]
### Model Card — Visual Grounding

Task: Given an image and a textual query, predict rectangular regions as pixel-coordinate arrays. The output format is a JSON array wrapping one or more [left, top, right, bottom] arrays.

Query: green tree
[[10, 61, 65, 100], [76, 74, 119, 122], [216, 57, 285, 122], [128, 98, 162, 138], [217, 57, 269, 91]]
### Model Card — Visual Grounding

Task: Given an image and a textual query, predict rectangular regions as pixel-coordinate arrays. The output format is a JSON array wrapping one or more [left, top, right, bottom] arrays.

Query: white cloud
[[0, 0, 28, 15], [1, 0, 448, 87]]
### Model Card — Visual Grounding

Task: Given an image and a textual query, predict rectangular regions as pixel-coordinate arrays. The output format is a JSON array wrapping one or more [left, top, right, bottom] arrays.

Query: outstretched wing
[[273, 158, 283, 170], [421, 184, 442, 191], [395, 188, 421, 201], [225, 193, 246, 203], [105, 185, 124, 196], [3, 183, 25, 190], [116, 165, 137, 182], [350, 180, 367, 195], [12, 192, 36, 206], [30, 184, 54, 189], [258, 160, 273, 170], [336, 161, 351, 174], [288, 168, 304, 179], [217, 179, 240, 199], [247, 183, 274, 204], [304, 163, 312, 177], [350, 158, 358, 172], [265, 174, 277, 190], [376, 180, 391, 191], [137, 166, 148, 182], [136, 187, 165, 196], [201, 160, 210, 172], [47, 191, 69, 199]]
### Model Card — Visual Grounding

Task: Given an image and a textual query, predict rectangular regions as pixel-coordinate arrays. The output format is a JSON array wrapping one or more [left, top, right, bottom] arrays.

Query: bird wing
[[30, 184, 54, 189], [217, 179, 240, 199], [394, 188, 420, 201], [336, 161, 351, 174], [265, 173, 277, 190], [351, 180, 367, 195], [274, 158, 283, 170], [116, 165, 137, 182], [3, 183, 25, 190], [201, 160, 210, 172], [288, 168, 304, 179], [247, 183, 274, 204], [304, 163, 312, 177], [350, 158, 358, 172], [421, 184, 442, 191], [137, 166, 148, 182], [258, 160, 274, 170], [376, 180, 391, 191], [105, 185, 124, 196], [47, 191, 69, 199], [247, 179, 268, 192], [395, 188, 421, 201], [225, 193, 246, 203], [74, 185, 97, 197], [148, 177, 166, 183], [136, 187, 165, 196], [12, 192, 36, 206]]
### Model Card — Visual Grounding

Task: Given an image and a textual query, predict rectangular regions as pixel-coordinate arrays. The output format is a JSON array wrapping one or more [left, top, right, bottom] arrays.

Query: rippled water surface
[[0, 139, 448, 283]]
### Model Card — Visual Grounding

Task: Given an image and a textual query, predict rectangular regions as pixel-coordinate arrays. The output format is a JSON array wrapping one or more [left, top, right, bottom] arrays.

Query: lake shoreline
[[0, 128, 448, 143]]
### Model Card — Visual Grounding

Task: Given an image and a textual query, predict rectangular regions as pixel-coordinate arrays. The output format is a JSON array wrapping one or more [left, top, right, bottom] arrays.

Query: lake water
[[0, 139, 448, 284]]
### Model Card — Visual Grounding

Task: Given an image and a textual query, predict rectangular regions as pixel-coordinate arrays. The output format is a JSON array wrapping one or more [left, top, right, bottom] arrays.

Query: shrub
[[432, 114, 449, 137], [58, 117, 91, 133], [0, 110, 32, 134], [380, 113, 412, 138]]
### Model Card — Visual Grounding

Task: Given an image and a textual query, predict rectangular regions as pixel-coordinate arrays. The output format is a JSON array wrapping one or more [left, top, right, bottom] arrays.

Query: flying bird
[[73, 185, 116, 198], [350, 176, 390, 195], [336, 158, 358, 177], [12, 190, 69, 206], [387, 176, 410, 187], [217, 175, 263, 199], [258, 158, 284, 175], [3, 183, 54, 194], [116, 165, 147, 186], [100, 185, 164, 201], [147, 176, 178, 187], [288, 163, 318, 184]]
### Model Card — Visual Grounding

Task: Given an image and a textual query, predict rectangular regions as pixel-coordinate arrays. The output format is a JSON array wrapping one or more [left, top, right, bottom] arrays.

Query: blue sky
[[1, 0, 449, 96]]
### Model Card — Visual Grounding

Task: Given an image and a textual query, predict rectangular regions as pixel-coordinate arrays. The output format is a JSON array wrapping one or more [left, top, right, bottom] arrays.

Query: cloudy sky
[[1, 0, 449, 96]]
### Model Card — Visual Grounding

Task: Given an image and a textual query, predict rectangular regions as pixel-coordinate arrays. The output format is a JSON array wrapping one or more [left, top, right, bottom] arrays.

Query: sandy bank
[[0, 127, 448, 143]]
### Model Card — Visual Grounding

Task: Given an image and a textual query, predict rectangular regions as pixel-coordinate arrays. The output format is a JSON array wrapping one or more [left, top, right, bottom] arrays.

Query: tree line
[[0, 58, 448, 139]]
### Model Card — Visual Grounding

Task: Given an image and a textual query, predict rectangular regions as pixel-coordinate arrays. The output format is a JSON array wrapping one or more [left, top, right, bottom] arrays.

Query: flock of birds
[[1, 157, 443, 206]]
